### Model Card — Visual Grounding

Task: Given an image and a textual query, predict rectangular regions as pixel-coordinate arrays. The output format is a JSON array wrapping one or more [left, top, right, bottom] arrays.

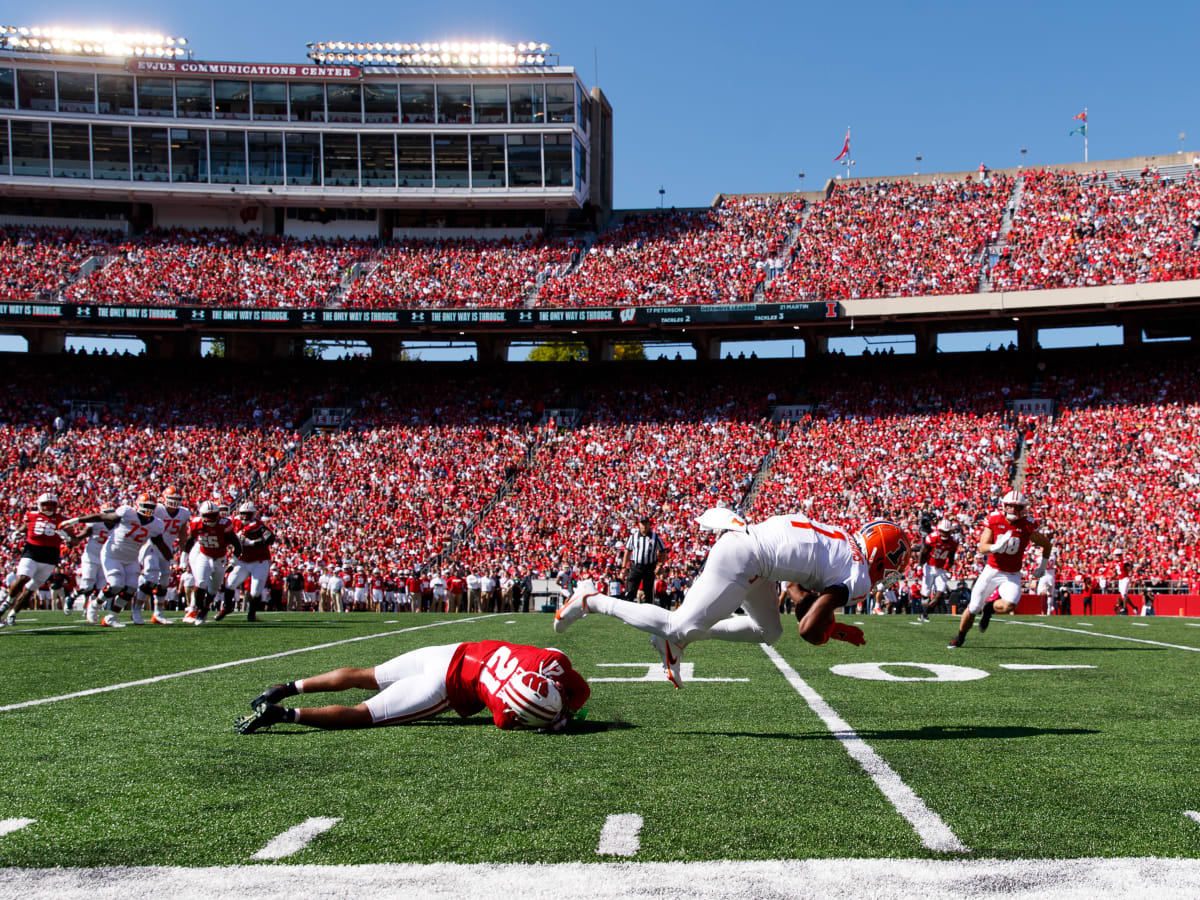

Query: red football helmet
[[496, 668, 563, 729], [856, 520, 911, 589]]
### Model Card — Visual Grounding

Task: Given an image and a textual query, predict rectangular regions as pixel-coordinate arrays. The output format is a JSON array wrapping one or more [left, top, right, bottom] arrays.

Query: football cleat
[[252, 684, 288, 709], [978, 601, 995, 633], [151, 612, 172, 625], [235, 703, 285, 735], [650, 633, 684, 689], [553, 579, 596, 634], [947, 633, 965, 649], [101, 614, 126, 629]]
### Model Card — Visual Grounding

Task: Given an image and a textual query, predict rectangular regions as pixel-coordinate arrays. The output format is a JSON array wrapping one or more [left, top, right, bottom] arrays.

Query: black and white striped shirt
[[626, 531, 666, 566]]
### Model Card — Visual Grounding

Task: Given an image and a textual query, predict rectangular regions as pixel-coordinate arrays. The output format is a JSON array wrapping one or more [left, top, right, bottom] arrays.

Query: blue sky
[[6, 1, 1195, 357], [22, 0, 1199, 206]]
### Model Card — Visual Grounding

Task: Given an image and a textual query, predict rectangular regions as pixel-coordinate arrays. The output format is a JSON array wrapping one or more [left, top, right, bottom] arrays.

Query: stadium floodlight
[[0, 24, 191, 58], [306, 38, 553, 66]]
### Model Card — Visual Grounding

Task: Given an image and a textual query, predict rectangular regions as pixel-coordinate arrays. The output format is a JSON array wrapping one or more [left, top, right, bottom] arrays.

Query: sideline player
[[1037, 548, 1058, 614], [63, 495, 173, 628], [0, 493, 78, 627], [73, 507, 113, 624], [235, 640, 590, 734], [947, 490, 1051, 649], [916, 518, 959, 622], [554, 509, 909, 688]]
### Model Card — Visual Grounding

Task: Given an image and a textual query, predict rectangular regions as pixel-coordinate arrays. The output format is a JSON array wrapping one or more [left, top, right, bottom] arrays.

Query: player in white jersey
[[75, 512, 114, 624], [64, 495, 172, 628], [1037, 550, 1058, 614], [138, 487, 191, 625], [555, 510, 910, 689]]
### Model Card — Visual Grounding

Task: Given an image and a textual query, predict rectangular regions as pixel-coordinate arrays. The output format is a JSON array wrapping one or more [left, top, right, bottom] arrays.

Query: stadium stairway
[[979, 176, 1024, 293], [762, 202, 814, 296]]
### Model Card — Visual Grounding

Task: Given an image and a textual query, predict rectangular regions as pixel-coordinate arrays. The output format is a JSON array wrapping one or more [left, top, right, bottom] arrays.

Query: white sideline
[[252, 818, 341, 860], [0, 818, 35, 837], [1002, 620, 1200, 652], [760, 644, 969, 854], [3, 858, 1200, 899], [596, 814, 643, 857], [1186, 811, 1200, 825], [0, 616, 501, 713]]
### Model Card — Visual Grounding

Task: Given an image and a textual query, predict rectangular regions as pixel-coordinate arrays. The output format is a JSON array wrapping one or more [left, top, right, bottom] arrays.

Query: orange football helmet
[[856, 520, 911, 589]]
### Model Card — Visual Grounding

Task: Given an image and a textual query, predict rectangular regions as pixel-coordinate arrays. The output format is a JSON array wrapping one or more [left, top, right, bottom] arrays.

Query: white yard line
[[3, 858, 1200, 899], [0, 818, 35, 837], [0, 616, 500, 713], [251, 817, 341, 860], [998, 664, 1096, 670], [1002, 620, 1200, 652], [596, 814, 643, 857], [760, 644, 969, 854], [1186, 811, 1200, 826]]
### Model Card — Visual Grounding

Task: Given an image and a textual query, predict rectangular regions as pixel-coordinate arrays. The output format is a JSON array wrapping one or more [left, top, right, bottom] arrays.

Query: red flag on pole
[[833, 128, 850, 162]]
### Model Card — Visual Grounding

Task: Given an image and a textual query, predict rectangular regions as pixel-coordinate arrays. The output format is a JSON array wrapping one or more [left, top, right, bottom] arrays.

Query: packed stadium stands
[[4, 349, 1197, 609]]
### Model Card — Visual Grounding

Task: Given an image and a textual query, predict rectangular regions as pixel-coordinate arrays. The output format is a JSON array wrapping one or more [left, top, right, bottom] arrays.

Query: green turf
[[0, 611, 1197, 865]]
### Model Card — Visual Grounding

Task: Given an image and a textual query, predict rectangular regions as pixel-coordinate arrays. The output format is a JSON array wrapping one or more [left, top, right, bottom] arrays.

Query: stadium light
[[0, 24, 191, 58], [306, 39, 557, 67]]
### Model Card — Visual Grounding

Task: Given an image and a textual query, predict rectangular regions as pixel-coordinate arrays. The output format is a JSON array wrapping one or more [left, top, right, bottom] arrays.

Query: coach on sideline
[[621, 516, 668, 606]]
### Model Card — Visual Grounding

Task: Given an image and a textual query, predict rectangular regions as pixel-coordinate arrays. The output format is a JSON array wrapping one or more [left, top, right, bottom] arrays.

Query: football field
[[1, 610, 1199, 897]]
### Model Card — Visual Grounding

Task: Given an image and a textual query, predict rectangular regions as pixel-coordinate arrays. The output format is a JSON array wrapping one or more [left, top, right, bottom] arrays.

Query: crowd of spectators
[[539, 198, 801, 307], [767, 176, 1012, 302], [0, 226, 122, 300], [988, 169, 1200, 291], [63, 229, 374, 308], [1021, 352, 1200, 591], [343, 235, 579, 309]]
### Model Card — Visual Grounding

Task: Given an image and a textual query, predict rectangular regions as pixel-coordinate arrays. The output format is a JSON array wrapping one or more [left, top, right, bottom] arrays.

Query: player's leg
[[0, 572, 35, 624], [991, 575, 1021, 614], [950, 567, 996, 647]]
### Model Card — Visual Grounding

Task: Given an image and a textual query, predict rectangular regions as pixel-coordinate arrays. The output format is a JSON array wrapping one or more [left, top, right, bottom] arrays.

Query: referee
[[621, 517, 668, 605]]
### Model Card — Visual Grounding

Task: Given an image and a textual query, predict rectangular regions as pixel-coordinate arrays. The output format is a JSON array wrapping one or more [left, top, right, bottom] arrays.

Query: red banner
[[125, 59, 360, 80]]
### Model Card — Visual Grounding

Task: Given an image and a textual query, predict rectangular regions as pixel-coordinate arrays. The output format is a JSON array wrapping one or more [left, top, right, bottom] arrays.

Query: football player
[[554, 510, 908, 689], [216, 502, 275, 622], [916, 518, 959, 622], [235, 640, 590, 734], [62, 496, 173, 628], [179, 501, 242, 624], [0, 493, 79, 628], [947, 490, 1052, 649], [137, 486, 190, 625], [73, 506, 114, 624]]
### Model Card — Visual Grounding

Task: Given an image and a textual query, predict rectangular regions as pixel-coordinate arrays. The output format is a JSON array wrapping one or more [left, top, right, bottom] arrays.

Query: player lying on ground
[[236, 640, 590, 734], [554, 509, 910, 688]]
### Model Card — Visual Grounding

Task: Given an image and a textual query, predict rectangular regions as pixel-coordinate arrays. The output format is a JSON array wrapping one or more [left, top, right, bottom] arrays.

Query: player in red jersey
[[235, 640, 591, 734], [948, 490, 1052, 649], [916, 518, 959, 622], [180, 500, 242, 624], [216, 502, 275, 622], [0, 493, 78, 627], [1112, 551, 1137, 615]]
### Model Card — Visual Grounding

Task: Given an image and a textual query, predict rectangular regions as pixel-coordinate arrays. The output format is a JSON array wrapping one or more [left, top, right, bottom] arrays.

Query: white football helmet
[[36, 492, 59, 513], [496, 668, 563, 729], [198, 500, 220, 524], [1001, 490, 1027, 522], [238, 501, 257, 520], [937, 518, 955, 537]]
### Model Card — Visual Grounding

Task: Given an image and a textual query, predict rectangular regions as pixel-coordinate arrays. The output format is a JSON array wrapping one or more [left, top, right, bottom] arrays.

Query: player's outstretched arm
[[797, 586, 849, 645]]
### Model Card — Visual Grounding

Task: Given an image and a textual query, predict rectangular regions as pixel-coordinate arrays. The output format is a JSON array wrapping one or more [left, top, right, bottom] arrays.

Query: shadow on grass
[[234, 718, 636, 736], [681, 724, 1099, 741]]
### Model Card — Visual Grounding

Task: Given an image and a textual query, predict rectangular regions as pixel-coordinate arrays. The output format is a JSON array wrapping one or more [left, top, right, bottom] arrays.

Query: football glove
[[826, 621, 866, 646]]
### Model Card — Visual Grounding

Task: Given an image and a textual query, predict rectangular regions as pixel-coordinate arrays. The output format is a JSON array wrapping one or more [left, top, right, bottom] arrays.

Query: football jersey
[[747, 515, 873, 604], [82, 521, 110, 563], [156, 504, 192, 553], [21, 510, 69, 564], [445, 640, 591, 730], [1113, 560, 1131, 580], [105, 507, 166, 562], [923, 532, 959, 569], [983, 510, 1039, 573], [233, 517, 273, 563], [187, 515, 238, 560]]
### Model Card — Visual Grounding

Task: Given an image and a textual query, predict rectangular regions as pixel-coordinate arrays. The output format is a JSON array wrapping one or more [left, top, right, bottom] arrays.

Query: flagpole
[[1084, 107, 1088, 163]]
